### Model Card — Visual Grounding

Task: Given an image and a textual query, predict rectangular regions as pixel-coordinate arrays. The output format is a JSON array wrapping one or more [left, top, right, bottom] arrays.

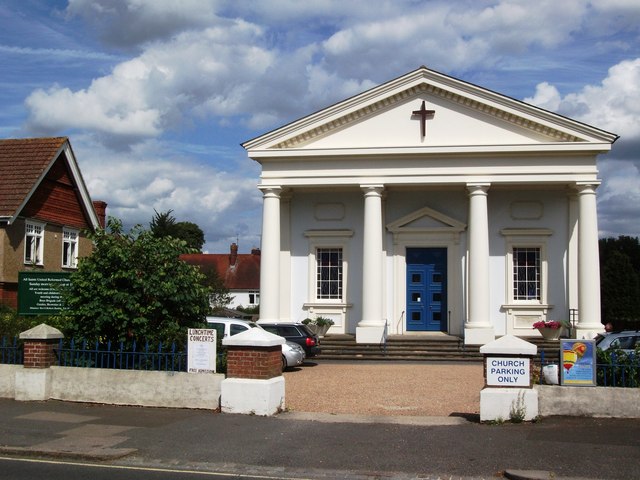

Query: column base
[[574, 328, 602, 340], [480, 388, 538, 422], [221, 377, 285, 416], [356, 325, 386, 344], [464, 326, 495, 346], [15, 368, 52, 401]]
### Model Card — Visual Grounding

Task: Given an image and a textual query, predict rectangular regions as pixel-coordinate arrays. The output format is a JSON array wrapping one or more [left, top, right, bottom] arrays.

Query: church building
[[242, 67, 618, 345]]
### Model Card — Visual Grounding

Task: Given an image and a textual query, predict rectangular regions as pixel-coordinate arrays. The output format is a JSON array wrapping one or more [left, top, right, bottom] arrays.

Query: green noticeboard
[[18, 271, 71, 315]]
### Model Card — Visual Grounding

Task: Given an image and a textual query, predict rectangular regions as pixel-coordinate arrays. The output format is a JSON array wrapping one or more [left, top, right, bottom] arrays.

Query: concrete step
[[316, 335, 563, 362]]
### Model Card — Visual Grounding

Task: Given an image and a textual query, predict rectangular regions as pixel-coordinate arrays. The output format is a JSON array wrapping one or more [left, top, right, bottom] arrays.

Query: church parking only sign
[[486, 357, 531, 387]]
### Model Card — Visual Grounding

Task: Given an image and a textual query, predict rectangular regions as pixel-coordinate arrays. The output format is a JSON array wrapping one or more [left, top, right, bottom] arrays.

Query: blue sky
[[1, 0, 639, 252]]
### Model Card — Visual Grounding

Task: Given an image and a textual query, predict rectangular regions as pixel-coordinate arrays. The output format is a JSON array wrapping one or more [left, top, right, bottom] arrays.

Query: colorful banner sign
[[560, 339, 596, 386]]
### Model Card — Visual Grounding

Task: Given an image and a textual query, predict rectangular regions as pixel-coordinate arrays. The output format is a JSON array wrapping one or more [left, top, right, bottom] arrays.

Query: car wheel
[[281, 355, 287, 371]]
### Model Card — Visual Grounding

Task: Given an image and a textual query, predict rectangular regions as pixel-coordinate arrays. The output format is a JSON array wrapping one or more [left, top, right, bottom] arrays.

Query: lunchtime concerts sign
[[486, 357, 531, 387], [18, 271, 71, 315], [187, 328, 217, 373]]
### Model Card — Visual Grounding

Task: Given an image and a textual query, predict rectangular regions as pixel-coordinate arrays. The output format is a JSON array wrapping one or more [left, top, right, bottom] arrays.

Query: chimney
[[92, 200, 107, 228], [230, 243, 238, 266]]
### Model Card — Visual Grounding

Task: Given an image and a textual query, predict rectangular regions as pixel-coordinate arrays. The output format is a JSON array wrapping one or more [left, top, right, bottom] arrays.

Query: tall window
[[62, 228, 79, 268], [316, 248, 343, 300], [24, 221, 44, 265], [513, 247, 541, 301]]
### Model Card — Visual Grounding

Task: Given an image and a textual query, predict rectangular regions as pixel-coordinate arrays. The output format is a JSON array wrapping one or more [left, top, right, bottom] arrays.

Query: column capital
[[466, 183, 491, 195], [575, 182, 601, 194], [360, 184, 384, 196], [258, 185, 282, 198]]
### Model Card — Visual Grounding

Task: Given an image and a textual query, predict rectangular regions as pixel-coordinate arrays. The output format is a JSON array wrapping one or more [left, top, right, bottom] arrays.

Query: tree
[[149, 209, 176, 237], [173, 221, 205, 251], [61, 218, 211, 345], [198, 264, 232, 311], [150, 210, 205, 251], [600, 236, 640, 329]]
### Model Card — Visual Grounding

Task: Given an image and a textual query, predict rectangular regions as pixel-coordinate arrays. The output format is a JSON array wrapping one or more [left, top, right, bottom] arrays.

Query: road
[[0, 457, 307, 480]]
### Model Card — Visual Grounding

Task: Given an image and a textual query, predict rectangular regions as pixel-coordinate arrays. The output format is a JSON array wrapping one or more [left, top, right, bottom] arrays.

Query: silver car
[[281, 341, 305, 370], [595, 331, 640, 354], [206, 316, 305, 370]]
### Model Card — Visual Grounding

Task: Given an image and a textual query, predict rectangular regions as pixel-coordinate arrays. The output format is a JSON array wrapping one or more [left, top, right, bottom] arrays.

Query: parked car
[[258, 322, 321, 357], [595, 331, 640, 354], [205, 317, 305, 370]]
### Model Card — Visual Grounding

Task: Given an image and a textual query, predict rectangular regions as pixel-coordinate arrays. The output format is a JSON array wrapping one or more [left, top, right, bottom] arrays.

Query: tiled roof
[[181, 250, 261, 290], [0, 137, 68, 218]]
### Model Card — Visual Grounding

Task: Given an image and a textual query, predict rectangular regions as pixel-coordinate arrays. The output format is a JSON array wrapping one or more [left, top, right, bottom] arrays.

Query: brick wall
[[226, 345, 281, 379], [0, 282, 18, 309], [23, 340, 57, 368]]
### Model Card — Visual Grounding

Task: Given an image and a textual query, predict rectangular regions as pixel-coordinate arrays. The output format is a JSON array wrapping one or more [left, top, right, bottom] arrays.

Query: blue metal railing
[[0, 336, 22, 365], [538, 350, 640, 388], [55, 339, 188, 372]]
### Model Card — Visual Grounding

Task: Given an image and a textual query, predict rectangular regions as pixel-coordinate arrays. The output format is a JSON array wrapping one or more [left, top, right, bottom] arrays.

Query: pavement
[[1, 398, 639, 480]]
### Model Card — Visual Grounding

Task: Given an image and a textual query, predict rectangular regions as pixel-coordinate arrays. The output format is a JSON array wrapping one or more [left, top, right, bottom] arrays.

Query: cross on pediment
[[412, 100, 435, 138]]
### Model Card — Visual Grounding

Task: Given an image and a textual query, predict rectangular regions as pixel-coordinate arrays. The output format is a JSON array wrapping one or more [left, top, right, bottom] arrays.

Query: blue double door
[[406, 248, 447, 332]]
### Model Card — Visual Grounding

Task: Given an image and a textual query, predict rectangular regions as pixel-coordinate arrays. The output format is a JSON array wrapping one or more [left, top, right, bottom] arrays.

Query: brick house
[[0, 137, 105, 309], [181, 243, 261, 310]]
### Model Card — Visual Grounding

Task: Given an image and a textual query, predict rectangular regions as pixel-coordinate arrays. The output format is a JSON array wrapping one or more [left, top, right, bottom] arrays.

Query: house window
[[316, 248, 343, 300], [62, 228, 79, 268], [513, 247, 540, 301], [24, 221, 44, 265], [248, 291, 260, 305]]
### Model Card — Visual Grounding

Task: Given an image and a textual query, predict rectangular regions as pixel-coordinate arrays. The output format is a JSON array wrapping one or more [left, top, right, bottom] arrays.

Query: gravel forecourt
[[283, 362, 485, 417]]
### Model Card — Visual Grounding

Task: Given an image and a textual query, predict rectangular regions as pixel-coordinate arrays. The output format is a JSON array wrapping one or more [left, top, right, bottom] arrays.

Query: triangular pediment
[[387, 206, 466, 233], [243, 66, 617, 155]]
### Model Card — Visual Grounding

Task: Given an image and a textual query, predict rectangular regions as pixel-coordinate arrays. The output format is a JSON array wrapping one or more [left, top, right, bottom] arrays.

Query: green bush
[[597, 347, 640, 387]]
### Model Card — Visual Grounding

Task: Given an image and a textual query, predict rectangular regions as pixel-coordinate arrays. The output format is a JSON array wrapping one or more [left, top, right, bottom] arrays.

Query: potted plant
[[532, 320, 569, 340], [302, 316, 334, 337]]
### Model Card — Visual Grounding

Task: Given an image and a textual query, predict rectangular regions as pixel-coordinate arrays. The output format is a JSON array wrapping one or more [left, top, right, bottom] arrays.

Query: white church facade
[[243, 67, 618, 345]]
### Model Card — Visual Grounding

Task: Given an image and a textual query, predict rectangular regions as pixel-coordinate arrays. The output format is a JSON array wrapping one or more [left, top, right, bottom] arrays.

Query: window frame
[[304, 230, 352, 305], [248, 290, 260, 306], [24, 220, 45, 266], [62, 227, 79, 269], [316, 247, 343, 301], [501, 229, 552, 307]]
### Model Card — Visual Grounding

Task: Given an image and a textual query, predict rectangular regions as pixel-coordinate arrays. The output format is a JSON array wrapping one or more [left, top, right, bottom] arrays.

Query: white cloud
[[523, 82, 561, 111], [73, 136, 263, 252], [25, 22, 274, 145], [65, 0, 220, 48], [526, 58, 640, 144]]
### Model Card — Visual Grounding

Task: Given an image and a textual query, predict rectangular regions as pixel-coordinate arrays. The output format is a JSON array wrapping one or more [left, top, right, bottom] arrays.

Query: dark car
[[259, 322, 321, 357]]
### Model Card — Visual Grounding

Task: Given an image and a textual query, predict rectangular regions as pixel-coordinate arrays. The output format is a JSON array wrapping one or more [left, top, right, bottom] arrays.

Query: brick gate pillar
[[221, 328, 285, 415], [15, 324, 64, 401]]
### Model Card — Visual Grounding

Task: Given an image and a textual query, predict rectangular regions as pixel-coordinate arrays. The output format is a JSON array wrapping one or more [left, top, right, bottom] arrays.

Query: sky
[[1, 0, 639, 253]]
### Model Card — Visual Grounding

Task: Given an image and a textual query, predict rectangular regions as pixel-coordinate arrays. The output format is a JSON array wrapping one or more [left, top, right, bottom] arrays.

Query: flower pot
[[316, 324, 330, 337], [305, 324, 320, 335], [537, 327, 561, 341]]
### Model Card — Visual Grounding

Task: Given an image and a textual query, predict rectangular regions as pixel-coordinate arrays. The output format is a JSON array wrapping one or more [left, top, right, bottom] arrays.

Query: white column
[[258, 186, 281, 323], [465, 183, 495, 345], [356, 185, 386, 343], [576, 182, 602, 338]]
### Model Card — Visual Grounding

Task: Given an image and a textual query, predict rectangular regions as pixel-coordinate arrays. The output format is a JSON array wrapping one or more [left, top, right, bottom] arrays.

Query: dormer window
[[24, 220, 45, 265]]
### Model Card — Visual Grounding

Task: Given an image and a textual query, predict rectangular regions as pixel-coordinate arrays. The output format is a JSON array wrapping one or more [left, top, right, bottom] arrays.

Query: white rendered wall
[[487, 189, 570, 336], [288, 190, 364, 332]]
